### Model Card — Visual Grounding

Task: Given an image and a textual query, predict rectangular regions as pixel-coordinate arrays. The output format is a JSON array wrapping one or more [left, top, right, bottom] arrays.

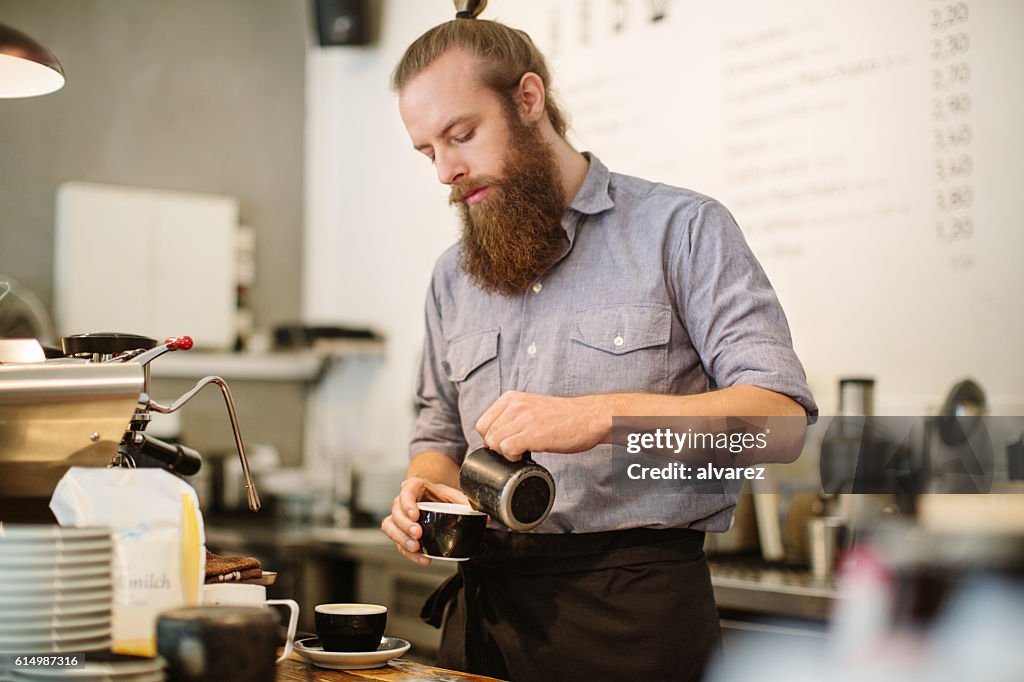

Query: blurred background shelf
[[150, 342, 385, 382]]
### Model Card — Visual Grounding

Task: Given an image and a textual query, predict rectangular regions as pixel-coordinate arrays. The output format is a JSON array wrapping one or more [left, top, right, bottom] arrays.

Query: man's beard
[[449, 116, 567, 297]]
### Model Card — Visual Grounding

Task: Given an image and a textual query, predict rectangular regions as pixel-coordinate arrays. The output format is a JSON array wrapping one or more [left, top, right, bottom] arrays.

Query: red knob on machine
[[165, 336, 194, 351]]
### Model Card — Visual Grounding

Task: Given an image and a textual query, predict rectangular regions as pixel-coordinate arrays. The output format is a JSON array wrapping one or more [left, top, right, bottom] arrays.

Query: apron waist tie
[[421, 561, 483, 672], [420, 570, 461, 628]]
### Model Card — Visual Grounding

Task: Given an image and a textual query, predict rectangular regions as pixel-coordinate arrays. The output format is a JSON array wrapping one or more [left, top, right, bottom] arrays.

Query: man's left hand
[[475, 391, 608, 460]]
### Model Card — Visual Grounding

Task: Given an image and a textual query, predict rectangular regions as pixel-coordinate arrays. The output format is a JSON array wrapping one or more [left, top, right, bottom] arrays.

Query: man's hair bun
[[454, 0, 487, 19]]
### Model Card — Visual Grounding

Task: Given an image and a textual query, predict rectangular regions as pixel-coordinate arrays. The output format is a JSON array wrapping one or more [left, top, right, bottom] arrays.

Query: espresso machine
[[0, 332, 260, 521]]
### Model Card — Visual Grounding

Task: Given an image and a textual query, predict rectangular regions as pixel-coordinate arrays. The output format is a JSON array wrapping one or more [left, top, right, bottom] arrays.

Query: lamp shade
[[0, 23, 64, 98]]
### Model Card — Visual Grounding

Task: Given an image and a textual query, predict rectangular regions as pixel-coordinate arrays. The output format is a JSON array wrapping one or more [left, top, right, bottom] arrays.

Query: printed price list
[[930, 1, 975, 271]]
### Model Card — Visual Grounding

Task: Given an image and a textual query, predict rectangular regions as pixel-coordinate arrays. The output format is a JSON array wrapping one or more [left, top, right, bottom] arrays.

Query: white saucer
[[422, 553, 471, 562], [293, 636, 411, 670]]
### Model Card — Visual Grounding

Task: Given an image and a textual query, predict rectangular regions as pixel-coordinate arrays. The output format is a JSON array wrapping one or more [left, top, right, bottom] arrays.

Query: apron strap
[[420, 570, 462, 628], [421, 562, 487, 673]]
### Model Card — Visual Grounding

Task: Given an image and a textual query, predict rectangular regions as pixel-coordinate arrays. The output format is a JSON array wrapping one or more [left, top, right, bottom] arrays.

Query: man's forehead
[[399, 50, 490, 131], [408, 47, 479, 88]]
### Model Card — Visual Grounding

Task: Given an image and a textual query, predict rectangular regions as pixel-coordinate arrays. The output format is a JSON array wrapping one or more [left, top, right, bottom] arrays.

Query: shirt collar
[[567, 152, 615, 216]]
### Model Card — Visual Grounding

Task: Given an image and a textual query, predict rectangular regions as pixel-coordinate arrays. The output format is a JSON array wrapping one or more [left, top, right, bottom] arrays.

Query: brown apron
[[421, 528, 721, 682]]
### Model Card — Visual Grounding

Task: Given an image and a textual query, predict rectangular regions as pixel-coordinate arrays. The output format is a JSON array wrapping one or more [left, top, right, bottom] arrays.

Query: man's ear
[[516, 72, 547, 123]]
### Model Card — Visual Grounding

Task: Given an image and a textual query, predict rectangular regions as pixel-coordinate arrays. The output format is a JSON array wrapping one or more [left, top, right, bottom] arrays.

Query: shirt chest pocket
[[567, 304, 671, 395], [445, 328, 501, 439]]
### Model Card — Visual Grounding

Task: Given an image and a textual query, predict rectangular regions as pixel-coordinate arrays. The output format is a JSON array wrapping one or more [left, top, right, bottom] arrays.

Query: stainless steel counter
[[708, 557, 839, 620]]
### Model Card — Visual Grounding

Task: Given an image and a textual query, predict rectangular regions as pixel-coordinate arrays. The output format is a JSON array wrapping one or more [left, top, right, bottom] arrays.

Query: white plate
[[0, 577, 113, 595], [0, 527, 111, 542], [9, 667, 163, 679], [0, 550, 112, 569], [0, 623, 111, 645], [0, 635, 112, 654], [422, 553, 471, 562], [0, 617, 111, 635], [0, 539, 113, 553], [0, 598, 113, 617], [0, 595, 113, 614], [293, 636, 411, 670], [0, 612, 110, 631], [0, 589, 112, 606], [9, 667, 164, 675], [3, 653, 164, 679], [5, 663, 162, 681], [0, 564, 111, 581], [0, 536, 112, 547], [0, 614, 110, 630]]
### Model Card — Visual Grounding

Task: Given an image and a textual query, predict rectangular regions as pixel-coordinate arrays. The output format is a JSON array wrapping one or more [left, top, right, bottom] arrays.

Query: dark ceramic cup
[[416, 502, 487, 561], [314, 603, 387, 652], [157, 606, 279, 682]]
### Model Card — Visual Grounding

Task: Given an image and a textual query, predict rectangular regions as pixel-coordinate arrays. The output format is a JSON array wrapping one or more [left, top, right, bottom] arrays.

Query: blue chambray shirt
[[410, 154, 817, 533]]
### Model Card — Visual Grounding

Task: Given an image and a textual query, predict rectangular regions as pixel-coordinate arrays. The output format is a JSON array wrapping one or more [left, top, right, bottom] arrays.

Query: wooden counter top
[[277, 657, 503, 681]]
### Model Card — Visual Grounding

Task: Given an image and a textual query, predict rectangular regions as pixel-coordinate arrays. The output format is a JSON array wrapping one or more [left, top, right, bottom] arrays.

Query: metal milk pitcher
[[459, 447, 555, 532]]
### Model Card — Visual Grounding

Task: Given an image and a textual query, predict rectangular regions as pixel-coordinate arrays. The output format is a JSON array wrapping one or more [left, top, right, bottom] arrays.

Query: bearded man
[[380, 13, 817, 682]]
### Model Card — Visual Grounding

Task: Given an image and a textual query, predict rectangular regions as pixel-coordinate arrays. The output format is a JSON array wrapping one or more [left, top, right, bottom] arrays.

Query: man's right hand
[[381, 476, 469, 566]]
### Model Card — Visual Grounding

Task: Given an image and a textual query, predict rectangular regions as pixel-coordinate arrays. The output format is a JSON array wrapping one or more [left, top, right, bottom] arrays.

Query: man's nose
[[435, 149, 468, 186]]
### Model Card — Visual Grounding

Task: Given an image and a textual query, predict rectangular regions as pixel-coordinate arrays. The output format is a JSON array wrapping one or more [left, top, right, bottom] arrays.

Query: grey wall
[[150, 376, 308, 469], [0, 0, 307, 333]]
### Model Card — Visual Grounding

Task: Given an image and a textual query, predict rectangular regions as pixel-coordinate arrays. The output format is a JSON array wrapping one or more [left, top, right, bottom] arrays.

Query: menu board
[[498, 0, 1024, 413]]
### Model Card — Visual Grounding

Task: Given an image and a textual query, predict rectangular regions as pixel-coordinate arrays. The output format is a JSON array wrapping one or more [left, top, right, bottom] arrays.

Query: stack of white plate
[[0, 526, 115, 681], [6, 653, 165, 682]]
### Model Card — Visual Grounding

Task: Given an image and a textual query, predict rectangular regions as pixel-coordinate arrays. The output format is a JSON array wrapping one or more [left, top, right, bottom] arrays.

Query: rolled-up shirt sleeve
[[409, 275, 468, 463], [674, 199, 818, 418]]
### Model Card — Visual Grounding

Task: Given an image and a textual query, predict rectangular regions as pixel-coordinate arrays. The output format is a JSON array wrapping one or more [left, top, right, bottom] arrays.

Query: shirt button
[[527, 343, 537, 356], [532, 282, 543, 293], [613, 335, 624, 348]]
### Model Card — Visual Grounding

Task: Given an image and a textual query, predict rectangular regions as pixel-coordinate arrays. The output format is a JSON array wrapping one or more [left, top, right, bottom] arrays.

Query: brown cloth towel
[[205, 549, 262, 584]]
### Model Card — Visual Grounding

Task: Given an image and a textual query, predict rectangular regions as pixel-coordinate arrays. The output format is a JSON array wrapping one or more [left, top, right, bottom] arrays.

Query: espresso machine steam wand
[[96, 335, 261, 512]]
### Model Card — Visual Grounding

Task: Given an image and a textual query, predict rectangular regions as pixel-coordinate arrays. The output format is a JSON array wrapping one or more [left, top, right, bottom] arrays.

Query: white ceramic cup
[[201, 583, 299, 663]]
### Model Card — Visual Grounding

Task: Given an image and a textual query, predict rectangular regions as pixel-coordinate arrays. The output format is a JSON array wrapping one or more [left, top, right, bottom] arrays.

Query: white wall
[[303, 1, 1024, 470], [303, 3, 460, 468]]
